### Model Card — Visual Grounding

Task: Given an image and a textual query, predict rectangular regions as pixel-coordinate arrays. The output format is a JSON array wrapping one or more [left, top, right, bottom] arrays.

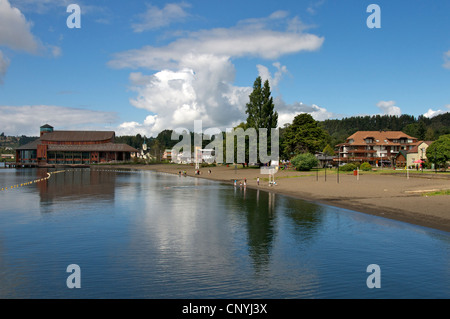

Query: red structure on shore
[[15, 124, 138, 167]]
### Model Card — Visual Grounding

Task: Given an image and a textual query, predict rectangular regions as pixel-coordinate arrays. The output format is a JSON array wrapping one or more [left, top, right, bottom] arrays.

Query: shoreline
[[109, 164, 450, 233]]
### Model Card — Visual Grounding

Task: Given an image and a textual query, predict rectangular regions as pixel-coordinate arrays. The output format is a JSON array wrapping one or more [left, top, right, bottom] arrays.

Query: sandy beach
[[111, 164, 450, 233]]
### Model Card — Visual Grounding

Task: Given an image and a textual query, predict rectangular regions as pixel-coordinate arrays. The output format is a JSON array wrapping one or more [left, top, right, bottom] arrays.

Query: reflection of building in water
[[255, 189, 275, 215], [38, 169, 116, 203], [268, 192, 275, 216], [15, 124, 138, 166]]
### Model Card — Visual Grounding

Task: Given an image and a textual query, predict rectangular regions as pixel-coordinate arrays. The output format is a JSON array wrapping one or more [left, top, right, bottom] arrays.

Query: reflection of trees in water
[[246, 190, 277, 273], [225, 187, 324, 273], [282, 197, 325, 244], [225, 188, 273, 272], [226, 188, 276, 273]]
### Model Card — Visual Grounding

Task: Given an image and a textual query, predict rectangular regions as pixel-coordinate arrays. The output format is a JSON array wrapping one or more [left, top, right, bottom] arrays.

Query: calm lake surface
[[0, 167, 449, 299]]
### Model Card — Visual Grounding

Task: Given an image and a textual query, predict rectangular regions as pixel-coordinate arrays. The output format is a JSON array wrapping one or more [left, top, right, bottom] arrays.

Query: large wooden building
[[15, 124, 138, 166], [336, 131, 419, 166]]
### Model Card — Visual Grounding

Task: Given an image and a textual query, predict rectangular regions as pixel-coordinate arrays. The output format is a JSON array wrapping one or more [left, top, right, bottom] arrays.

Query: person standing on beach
[[257, 177, 260, 186]]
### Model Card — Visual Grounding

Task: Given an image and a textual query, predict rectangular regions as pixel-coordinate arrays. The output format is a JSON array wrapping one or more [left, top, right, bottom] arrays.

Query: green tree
[[360, 162, 372, 171], [291, 153, 319, 171], [424, 127, 435, 141], [417, 121, 426, 140], [282, 113, 329, 157], [322, 144, 335, 156], [245, 76, 278, 131], [426, 134, 450, 169], [245, 76, 278, 162]]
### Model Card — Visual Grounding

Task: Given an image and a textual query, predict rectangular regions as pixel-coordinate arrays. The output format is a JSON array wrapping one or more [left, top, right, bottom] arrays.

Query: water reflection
[[282, 197, 325, 243], [37, 169, 116, 205], [0, 169, 449, 298], [226, 187, 326, 273]]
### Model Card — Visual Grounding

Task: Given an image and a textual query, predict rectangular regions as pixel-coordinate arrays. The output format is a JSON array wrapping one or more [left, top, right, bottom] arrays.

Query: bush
[[291, 153, 319, 171], [360, 162, 372, 171], [339, 163, 357, 171]]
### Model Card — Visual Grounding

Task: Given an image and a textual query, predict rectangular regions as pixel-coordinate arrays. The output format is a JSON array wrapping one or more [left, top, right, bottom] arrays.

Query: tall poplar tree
[[245, 76, 278, 131], [245, 76, 278, 163]]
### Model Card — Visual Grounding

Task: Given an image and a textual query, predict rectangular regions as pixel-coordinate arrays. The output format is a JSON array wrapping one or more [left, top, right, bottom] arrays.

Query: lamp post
[[435, 149, 437, 174], [337, 145, 341, 184], [421, 148, 424, 173]]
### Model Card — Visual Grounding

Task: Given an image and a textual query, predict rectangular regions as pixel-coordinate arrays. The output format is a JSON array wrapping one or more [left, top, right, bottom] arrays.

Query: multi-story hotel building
[[336, 131, 419, 166]]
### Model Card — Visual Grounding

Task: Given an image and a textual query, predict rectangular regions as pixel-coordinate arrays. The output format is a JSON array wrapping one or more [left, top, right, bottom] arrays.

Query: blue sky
[[0, 0, 449, 136]]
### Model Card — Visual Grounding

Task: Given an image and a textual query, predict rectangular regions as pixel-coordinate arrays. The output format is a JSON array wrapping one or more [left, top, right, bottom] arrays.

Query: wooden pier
[[4, 162, 37, 168], [3, 163, 90, 169]]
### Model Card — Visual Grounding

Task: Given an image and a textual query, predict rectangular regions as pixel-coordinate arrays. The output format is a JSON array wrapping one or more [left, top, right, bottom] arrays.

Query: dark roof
[[395, 150, 408, 159], [15, 139, 40, 150], [407, 141, 433, 154], [40, 124, 54, 129], [40, 131, 115, 142], [47, 143, 138, 152]]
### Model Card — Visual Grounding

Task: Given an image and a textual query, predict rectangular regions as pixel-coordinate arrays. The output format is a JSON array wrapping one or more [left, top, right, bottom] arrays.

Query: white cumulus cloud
[[126, 54, 251, 136], [257, 62, 288, 89], [276, 97, 338, 127], [0, 0, 62, 84], [376, 100, 402, 116], [110, 11, 325, 136], [0, 0, 39, 53], [423, 105, 450, 118]]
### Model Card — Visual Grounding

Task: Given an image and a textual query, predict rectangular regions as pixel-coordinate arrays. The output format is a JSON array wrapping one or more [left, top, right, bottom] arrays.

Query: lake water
[[0, 167, 449, 299]]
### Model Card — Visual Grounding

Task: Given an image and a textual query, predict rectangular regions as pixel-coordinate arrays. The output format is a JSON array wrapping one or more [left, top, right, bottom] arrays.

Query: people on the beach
[[257, 177, 259, 186]]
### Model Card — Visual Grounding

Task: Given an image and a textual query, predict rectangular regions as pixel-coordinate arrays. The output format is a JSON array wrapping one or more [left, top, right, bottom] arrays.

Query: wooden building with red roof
[[15, 124, 138, 166], [336, 131, 419, 166]]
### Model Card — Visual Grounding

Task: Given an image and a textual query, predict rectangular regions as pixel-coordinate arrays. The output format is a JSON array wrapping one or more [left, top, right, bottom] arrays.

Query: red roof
[[345, 131, 417, 146], [407, 141, 434, 154]]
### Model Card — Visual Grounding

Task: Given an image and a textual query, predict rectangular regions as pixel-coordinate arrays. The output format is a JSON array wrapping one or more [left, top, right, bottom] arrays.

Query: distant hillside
[[320, 112, 450, 145], [0, 134, 38, 149]]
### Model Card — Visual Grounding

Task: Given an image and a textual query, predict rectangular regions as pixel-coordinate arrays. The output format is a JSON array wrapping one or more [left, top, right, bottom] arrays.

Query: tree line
[[4, 74, 450, 168], [321, 113, 450, 146]]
